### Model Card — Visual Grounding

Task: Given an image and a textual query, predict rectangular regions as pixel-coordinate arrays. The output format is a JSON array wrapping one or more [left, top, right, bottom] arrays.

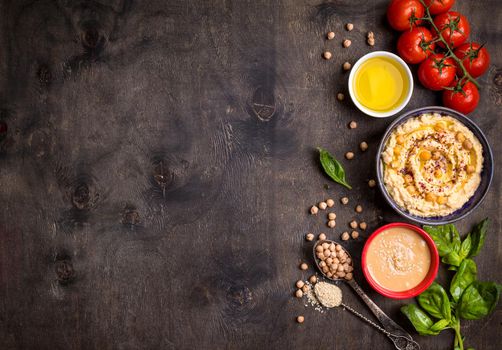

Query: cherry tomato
[[397, 27, 436, 64], [387, 0, 424, 31], [433, 11, 470, 48], [454, 42, 490, 78], [418, 54, 456, 91], [423, 0, 455, 15], [443, 80, 479, 114]]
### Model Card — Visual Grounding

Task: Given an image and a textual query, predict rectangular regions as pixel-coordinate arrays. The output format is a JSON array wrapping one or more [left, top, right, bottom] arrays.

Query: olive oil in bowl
[[348, 51, 413, 118]]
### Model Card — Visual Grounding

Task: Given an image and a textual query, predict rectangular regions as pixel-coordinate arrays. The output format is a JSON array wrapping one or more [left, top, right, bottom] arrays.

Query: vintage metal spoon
[[313, 240, 420, 350]]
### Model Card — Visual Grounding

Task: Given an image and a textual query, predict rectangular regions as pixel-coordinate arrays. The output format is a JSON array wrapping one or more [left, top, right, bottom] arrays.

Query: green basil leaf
[[459, 233, 472, 261], [458, 281, 502, 320], [318, 147, 352, 189], [442, 251, 462, 267], [467, 218, 488, 258], [424, 224, 461, 258], [430, 319, 450, 332], [401, 304, 442, 336], [418, 282, 451, 321], [450, 259, 477, 302]]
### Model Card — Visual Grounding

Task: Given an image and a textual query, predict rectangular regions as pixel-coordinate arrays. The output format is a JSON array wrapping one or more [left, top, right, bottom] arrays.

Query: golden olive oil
[[353, 56, 409, 112]]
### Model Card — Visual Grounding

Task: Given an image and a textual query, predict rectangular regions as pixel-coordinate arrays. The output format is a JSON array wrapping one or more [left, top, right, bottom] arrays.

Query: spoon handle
[[347, 279, 418, 346]]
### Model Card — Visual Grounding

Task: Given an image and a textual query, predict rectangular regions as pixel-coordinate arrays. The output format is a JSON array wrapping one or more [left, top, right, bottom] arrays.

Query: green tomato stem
[[418, 0, 480, 89]]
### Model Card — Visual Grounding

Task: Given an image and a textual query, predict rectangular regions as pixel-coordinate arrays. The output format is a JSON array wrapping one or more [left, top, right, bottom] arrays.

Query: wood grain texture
[[0, 0, 500, 349]]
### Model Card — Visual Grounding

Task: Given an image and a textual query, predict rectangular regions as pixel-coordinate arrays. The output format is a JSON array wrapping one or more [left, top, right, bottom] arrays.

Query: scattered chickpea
[[306, 233, 315, 241], [360, 141, 368, 151], [326, 198, 335, 208], [296, 280, 305, 289], [328, 212, 337, 220], [297, 315, 305, 323], [343, 61, 352, 71], [343, 39, 351, 48], [351, 230, 359, 239], [327, 31, 335, 40], [341, 231, 350, 241], [463, 140, 473, 150], [396, 135, 405, 145], [456, 132, 466, 142], [310, 205, 319, 215], [319, 233, 327, 240], [349, 220, 358, 229], [346, 23, 354, 31], [309, 275, 317, 284], [349, 121, 358, 129], [328, 220, 336, 228], [323, 51, 332, 60], [437, 196, 447, 205], [319, 201, 328, 210], [341, 197, 349, 205], [420, 150, 432, 161], [355, 205, 363, 213], [407, 185, 418, 195], [425, 192, 437, 202], [337, 92, 345, 101], [301, 284, 309, 293], [295, 289, 303, 298], [368, 179, 376, 188], [300, 263, 308, 270], [345, 152, 354, 160], [367, 32, 375, 46], [466, 165, 476, 173], [359, 222, 367, 230]]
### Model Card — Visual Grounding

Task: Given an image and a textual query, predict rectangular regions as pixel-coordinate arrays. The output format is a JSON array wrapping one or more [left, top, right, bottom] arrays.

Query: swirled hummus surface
[[382, 113, 483, 217]]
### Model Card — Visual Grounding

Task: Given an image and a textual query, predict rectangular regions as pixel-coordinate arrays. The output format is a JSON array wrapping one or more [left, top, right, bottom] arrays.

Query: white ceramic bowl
[[348, 51, 413, 118]]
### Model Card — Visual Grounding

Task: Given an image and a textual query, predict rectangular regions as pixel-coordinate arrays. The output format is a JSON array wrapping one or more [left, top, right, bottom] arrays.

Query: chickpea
[[349, 121, 357, 129], [335, 244, 342, 252], [347, 265, 354, 273], [351, 230, 359, 239], [315, 245, 324, 253], [432, 151, 441, 160], [300, 263, 308, 270], [297, 315, 305, 323], [332, 257, 340, 264], [434, 122, 446, 132], [345, 272, 353, 280], [295, 289, 303, 298], [343, 39, 351, 47], [360, 141, 368, 151], [319, 233, 327, 240], [329, 243, 336, 251], [355, 205, 363, 213], [394, 145, 403, 155], [341, 231, 350, 241], [463, 140, 473, 150], [306, 233, 315, 241], [326, 257, 333, 265], [326, 198, 335, 207], [331, 263, 338, 271], [425, 192, 437, 202], [342, 263, 349, 271], [434, 169, 443, 179], [319, 201, 328, 210], [346, 258, 352, 265], [322, 265, 329, 273], [328, 212, 337, 220], [337, 92, 345, 101], [316, 252, 325, 260], [327, 271, 333, 278], [396, 135, 405, 145], [407, 185, 418, 195], [327, 31, 335, 40], [309, 275, 317, 284], [368, 179, 376, 188], [420, 150, 432, 161], [341, 197, 349, 205], [349, 220, 358, 229], [327, 220, 336, 228], [296, 280, 305, 289], [359, 222, 367, 230], [310, 205, 319, 215], [323, 249, 331, 258], [346, 23, 354, 31], [343, 61, 352, 71], [301, 284, 309, 293], [323, 51, 332, 60], [337, 264, 344, 272], [322, 242, 329, 250], [456, 132, 466, 142], [404, 174, 413, 184], [367, 37, 375, 46], [336, 271, 346, 278], [436, 196, 447, 205], [319, 261, 326, 268], [466, 165, 476, 174], [345, 152, 354, 160]]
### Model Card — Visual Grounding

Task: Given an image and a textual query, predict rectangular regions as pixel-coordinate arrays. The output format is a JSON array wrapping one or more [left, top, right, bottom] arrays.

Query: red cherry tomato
[[423, 0, 455, 15], [418, 54, 456, 91], [443, 80, 479, 114], [387, 0, 424, 31], [433, 11, 470, 48], [397, 27, 436, 64], [454, 42, 491, 78]]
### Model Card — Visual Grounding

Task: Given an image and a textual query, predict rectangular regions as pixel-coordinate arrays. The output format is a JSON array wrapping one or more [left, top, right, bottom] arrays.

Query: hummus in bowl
[[381, 110, 486, 219]]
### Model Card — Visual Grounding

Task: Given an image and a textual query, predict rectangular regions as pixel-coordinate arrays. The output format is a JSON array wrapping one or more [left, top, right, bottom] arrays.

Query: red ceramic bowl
[[361, 222, 439, 299]]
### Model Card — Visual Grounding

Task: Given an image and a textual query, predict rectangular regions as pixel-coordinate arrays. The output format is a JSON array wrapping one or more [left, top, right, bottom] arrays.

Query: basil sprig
[[401, 219, 501, 350], [318, 147, 351, 189]]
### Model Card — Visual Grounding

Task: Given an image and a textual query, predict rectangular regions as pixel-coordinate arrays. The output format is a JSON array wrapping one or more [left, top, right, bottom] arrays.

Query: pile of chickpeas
[[315, 241, 354, 280]]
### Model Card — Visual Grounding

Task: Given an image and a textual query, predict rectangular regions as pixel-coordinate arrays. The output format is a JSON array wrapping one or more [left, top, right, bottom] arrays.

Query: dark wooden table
[[0, 1, 500, 349]]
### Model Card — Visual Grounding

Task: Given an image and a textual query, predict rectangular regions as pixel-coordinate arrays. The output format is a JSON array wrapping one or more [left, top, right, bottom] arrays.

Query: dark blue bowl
[[376, 106, 494, 225]]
